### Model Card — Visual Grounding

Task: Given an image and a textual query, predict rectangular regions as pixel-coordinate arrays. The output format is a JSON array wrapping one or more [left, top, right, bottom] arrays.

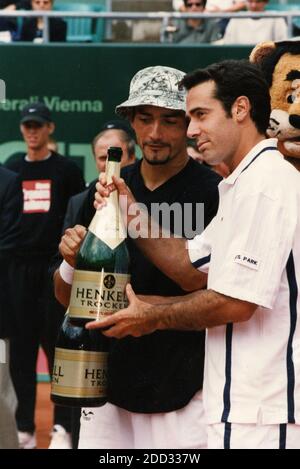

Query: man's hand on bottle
[[85, 283, 159, 338], [94, 173, 136, 213], [59, 225, 87, 267]]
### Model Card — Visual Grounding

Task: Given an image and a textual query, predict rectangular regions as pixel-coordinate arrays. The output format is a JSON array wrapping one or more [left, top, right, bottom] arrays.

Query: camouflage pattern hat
[[116, 66, 186, 117]]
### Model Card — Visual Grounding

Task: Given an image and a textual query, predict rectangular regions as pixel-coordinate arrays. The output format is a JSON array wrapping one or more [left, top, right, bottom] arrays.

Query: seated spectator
[[0, 0, 30, 41], [206, 0, 246, 36], [171, 0, 221, 43], [18, 0, 66, 42], [223, 0, 288, 44]]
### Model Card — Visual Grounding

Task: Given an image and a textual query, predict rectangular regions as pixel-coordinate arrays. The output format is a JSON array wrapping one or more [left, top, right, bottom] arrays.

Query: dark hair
[[180, 60, 271, 134], [183, 0, 207, 6]]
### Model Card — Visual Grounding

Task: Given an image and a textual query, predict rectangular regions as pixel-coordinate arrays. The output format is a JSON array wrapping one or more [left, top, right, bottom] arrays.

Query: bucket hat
[[116, 66, 186, 117]]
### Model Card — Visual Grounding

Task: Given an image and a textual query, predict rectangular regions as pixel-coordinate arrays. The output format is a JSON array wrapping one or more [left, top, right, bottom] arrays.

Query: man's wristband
[[59, 260, 74, 285]]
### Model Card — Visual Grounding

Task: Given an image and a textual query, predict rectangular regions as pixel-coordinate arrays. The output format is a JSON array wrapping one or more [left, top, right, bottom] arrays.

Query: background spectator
[[0, 0, 30, 40], [91, 119, 136, 174], [206, 0, 246, 36], [18, 0, 66, 42], [223, 0, 288, 44], [171, 0, 221, 44], [63, 119, 136, 235]]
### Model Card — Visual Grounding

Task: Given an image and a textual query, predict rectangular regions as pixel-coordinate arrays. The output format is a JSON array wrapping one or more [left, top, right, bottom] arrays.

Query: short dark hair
[[180, 60, 271, 134]]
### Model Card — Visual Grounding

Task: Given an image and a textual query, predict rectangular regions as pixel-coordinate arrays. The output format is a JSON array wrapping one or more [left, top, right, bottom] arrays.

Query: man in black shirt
[[0, 166, 22, 449], [18, 0, 66, 42], [5, 102, 85, 449], [55, 66, 221, 449]]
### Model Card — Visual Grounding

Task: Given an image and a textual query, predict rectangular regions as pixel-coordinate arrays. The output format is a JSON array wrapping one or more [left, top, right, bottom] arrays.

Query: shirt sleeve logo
[[234, 253, 260, 271]]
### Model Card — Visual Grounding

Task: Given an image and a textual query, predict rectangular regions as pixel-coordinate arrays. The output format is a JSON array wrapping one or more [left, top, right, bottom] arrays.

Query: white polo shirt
[[188, 139, 300, 425]]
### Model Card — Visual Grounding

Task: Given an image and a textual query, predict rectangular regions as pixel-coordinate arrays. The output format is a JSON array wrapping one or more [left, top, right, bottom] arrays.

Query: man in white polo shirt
[[90, 59, 300, 449]]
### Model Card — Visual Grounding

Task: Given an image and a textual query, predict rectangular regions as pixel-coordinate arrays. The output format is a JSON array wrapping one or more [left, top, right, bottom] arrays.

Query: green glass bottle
[[51, 147, 130, 407], [51, 312, 109, 407], [69, 146, 130, 324]]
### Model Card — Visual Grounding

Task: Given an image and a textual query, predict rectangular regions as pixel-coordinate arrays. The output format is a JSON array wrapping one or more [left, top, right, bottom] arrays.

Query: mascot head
[[250, 40, 300, 169]]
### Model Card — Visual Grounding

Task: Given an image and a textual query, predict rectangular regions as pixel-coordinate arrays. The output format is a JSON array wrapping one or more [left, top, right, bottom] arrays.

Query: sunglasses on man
[[186, 2, 205, 7]]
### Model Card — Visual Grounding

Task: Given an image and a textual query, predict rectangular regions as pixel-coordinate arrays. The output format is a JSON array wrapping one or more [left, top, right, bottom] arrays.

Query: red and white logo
[[22, 180, 51, 213]]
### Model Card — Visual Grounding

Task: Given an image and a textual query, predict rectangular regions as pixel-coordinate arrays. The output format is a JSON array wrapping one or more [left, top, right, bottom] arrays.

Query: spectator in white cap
[[55, 65, 221, 449]]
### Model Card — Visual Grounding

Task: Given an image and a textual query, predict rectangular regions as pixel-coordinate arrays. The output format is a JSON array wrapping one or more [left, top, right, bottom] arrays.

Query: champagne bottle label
[[89, 161, 126, 250], [106, 160, 119, 183], [51, 348, 107, 398], [69, 270, 130, 320]]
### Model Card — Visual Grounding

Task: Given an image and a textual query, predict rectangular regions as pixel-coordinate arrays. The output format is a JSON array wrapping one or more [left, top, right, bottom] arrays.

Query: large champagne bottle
[[51, 312, 109, 407], [51, 147, 130, 407]]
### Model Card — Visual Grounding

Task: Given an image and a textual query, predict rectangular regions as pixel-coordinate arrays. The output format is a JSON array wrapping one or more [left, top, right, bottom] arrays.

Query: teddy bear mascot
[[250, 40, 300, 172]]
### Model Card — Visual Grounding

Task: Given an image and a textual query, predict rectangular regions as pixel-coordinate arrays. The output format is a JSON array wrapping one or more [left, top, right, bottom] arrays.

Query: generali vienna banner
[[0, 43, 251, 181]]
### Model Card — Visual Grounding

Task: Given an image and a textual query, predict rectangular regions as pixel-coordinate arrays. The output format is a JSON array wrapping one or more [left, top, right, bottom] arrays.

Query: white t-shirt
[[223, 17, 288, 44], [188, 139, 300, 425], [206, 0, 244, 9]]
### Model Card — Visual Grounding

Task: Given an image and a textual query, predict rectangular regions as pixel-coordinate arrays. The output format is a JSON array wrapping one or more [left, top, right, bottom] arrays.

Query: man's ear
[[48, 122, 55, 135], [232, 96, 250, 122], [249, 41, 276, 64]]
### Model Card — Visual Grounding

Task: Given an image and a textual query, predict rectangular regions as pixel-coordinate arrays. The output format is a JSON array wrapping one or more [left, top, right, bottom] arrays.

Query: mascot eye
[[287, 94, 295, 104]]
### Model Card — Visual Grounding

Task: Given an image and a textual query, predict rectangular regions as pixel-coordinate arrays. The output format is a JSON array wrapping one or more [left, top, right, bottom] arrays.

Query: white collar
[[25, 152, 52, 162], [223, 138, 280, 186]]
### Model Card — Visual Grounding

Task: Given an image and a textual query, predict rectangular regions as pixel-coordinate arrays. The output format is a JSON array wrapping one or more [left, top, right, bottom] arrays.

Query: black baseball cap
[[100, 119, 136, 141], [20, 102, 52, 125]]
